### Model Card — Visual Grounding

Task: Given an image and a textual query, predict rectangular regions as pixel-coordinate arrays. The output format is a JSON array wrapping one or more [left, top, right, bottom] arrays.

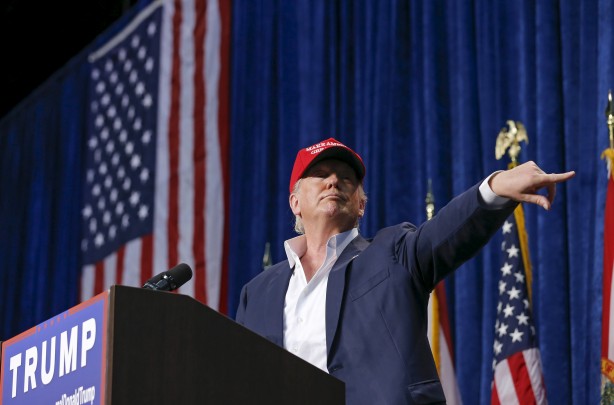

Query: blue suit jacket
[[236, 184, 516, 404]]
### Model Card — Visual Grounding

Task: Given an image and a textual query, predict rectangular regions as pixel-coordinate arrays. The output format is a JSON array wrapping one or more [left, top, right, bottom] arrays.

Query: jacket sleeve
[[394, 182, 517, 292]]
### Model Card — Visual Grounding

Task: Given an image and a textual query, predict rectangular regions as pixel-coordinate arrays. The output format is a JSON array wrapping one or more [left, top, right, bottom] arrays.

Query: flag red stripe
[[94, 261, 104, 295], [217, 0, 231, 314], [603, 176, 614, 356], [167, 0, 183, 270], [435, 282, 454, 360], [507, 351, 537, 404], [141, 234, 154, 287], [192, 0, 207, 303]]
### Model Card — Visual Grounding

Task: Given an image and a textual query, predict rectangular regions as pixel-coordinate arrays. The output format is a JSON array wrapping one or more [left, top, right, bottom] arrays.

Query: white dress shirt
[[283, 228, 358, 372]]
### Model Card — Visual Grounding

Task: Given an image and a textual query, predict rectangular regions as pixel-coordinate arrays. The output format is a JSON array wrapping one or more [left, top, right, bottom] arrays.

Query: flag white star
[[140, 168, 150, 182], [103, 211, 111, 225], [142, 130, 152, 144], [502, 221, 513, 234], [105, 139, 115, 153], [130, 154, 141, 169], [497, 322, 508, 337], [494, 340, 503, 355], [499, 281, 507, 294], [116, 201, 125, 215], [501, 262, 513, 276], [507, 244, 520, 258], [129, 191, 141, 206], [109, 225, 117, 240], [97, 197, 106, 210], [88, 137, 98, 149], [503, 304, 515, 318], [138, 205, 149, 219], [89, 218, 97, 233], [510, 328, 524, 342], [513, 272, 525, 283], [94, 232, 105, 247], [121, 214, 130, 228], [516, 312, 529, 325], [507, 287, 521, 300], [82, 205, 93, 218]]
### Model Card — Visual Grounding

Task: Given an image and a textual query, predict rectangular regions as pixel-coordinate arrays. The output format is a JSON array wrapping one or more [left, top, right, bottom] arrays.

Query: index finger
[[543, 170, 576, 184]]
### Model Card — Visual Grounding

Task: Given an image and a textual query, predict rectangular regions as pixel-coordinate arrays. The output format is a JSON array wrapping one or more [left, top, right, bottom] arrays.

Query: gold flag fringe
[[602, 148, 614, 180]]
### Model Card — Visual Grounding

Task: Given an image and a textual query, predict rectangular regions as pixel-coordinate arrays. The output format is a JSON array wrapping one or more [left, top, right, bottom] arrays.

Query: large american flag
[[491, 207, 547, 404], [79, 0, 231, 312]]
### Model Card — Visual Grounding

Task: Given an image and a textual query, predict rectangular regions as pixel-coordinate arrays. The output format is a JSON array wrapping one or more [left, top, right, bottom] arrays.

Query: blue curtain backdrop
[[1, 1, 612, 403]]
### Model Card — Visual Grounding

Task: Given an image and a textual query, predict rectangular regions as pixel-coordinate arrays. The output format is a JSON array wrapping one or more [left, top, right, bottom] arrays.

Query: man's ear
[[358, 197, 366, 218], [289, 193, 301, 216]]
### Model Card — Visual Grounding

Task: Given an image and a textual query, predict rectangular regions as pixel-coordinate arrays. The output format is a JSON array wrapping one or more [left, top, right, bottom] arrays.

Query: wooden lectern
[[0, 285, 344, 404]]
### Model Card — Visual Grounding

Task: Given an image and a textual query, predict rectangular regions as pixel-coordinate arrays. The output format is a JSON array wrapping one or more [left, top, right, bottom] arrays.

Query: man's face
[[290, 159, 365, 231]]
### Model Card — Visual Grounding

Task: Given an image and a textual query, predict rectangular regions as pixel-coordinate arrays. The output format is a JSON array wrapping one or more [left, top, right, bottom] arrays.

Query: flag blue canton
[[493, 218, 537, 367], [81, 9, 162, 265]]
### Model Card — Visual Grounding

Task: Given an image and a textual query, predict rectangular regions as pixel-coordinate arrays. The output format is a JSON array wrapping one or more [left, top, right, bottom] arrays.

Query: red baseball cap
[[289, 138, 366, 193]]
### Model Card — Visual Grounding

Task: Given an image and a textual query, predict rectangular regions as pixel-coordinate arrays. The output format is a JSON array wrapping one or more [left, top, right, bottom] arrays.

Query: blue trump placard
[[0, 291, 108, 405]]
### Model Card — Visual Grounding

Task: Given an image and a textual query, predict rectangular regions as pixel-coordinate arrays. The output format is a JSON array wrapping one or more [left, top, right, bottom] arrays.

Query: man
[[236, 138, 574, 404]]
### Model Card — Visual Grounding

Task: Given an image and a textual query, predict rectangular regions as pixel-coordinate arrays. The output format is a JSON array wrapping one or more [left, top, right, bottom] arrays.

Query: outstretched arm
[[489, 161, 575, 210]]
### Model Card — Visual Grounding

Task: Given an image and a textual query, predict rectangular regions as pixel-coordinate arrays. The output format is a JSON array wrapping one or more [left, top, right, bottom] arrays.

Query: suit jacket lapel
[[264, 264, 293, 347], [326, 235, 369, 354]]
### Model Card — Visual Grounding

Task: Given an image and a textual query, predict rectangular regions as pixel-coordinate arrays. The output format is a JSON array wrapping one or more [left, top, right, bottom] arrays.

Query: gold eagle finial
[[495, 120, 528, 163]]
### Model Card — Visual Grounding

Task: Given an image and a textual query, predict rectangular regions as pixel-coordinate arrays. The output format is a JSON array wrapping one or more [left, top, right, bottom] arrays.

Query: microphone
[[142, 263, 193, 291]]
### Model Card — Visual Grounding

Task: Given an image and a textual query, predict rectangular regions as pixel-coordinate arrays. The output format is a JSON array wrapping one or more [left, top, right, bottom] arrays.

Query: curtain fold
[[0, 63, 87, 338]]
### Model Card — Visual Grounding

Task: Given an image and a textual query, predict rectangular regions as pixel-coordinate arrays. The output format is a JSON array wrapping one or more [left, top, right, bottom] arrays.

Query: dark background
[[0, 0, 137, 119]]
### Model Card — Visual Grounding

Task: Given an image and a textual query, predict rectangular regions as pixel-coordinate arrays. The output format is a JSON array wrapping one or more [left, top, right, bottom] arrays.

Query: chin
[[322, 202, 342, 216]]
